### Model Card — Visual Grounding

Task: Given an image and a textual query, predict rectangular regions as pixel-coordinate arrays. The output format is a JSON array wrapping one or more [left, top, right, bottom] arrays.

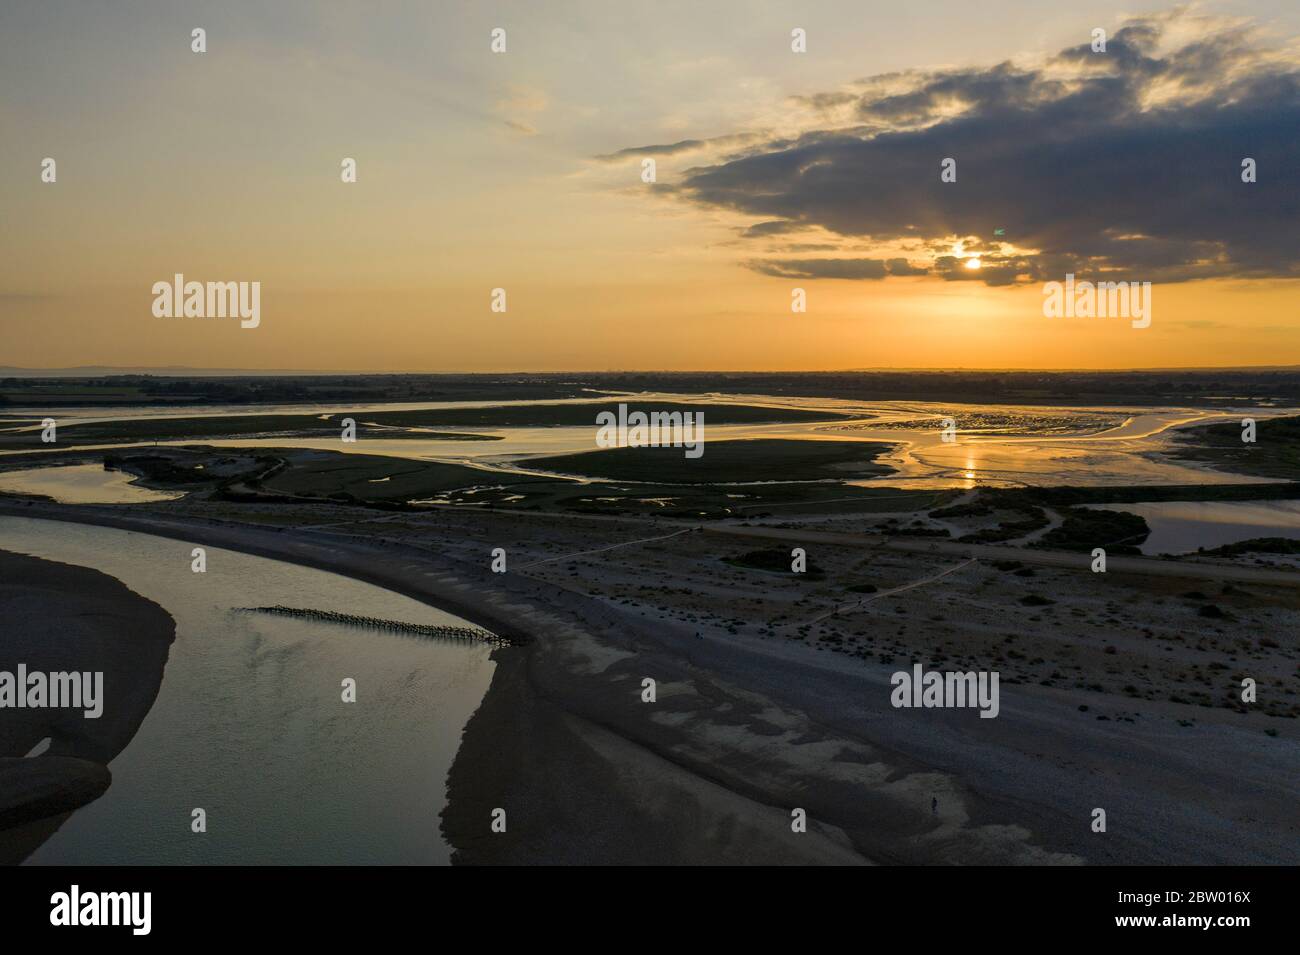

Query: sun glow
[[964, 257, 982, 270]]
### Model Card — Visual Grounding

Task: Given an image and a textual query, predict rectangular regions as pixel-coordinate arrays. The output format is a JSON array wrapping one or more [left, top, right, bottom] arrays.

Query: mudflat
[[4, 498, 1294, 864], [0, 547, 174, 858]]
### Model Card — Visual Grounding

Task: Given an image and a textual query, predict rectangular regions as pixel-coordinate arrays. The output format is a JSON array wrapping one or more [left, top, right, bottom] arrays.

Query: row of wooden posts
[[239, 605, 513, 646]]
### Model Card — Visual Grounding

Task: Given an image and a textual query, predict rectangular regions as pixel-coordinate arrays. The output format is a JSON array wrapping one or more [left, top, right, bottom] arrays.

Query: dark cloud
[[597, 138, 705, 161], [595, 132, 762, 163], [749, 257, 932, 280], [749, 258, 889, 280], [741, 219, 799, 238], [636, 11, 1300, 285], [933, 255, 1032, 287], [885, 257, 929, 276]]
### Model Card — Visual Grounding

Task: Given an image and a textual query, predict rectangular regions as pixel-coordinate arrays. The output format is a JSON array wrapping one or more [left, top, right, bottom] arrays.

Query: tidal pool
[[0, 516, 494, 865], [0, 464, 183, 504], [1096, 500, 1300, 555]]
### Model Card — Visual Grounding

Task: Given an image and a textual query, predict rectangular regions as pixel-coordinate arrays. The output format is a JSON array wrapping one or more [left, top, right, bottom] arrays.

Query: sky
[[1, 0, 1298, 372]]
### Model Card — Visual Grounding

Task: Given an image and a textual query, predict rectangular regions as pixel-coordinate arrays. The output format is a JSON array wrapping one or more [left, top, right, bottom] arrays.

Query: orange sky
[[2, 1, 1297, 371]]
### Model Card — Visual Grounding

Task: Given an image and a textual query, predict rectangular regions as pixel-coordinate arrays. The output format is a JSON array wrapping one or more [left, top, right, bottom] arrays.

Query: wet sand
[[1, 497, 1295, 865], [0, 547, 175, 861]]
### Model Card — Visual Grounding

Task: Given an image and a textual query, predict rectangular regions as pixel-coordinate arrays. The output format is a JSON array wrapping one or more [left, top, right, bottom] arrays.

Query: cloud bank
[[620, 9, 1300, 285]]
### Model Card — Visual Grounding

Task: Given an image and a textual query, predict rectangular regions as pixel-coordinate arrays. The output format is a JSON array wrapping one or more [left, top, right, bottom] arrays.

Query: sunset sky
[[2, 0, 1298, 371]]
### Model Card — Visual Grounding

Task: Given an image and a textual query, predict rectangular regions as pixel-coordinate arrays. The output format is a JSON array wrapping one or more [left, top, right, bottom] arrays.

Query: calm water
[[0, 394, 1288, 490], [1097, 500, 1300, 555], [0, 463, 182, 504], [0, 516, 494, 865]]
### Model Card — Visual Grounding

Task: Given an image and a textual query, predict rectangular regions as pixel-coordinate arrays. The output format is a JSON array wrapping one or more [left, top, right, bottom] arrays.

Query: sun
[[964, 256, 982, 270]]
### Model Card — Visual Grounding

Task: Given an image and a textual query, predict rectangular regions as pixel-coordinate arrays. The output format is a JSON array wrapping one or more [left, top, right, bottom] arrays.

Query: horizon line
[[4, 364, 1300, 378]]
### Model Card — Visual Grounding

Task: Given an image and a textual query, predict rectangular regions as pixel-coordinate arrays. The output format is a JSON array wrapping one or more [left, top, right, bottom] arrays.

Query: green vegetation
[[259, 452, 549, 502], [0, 413, 500, 449], [103, 452, 260, 486], [0, 373, 592, 407], [958, 507, 1049, 543], [979, 482, 1300, 508], [1031, 507, 1149, 553], [930, 501, 993, 518], [724, 548, 823, 578], [5, 369, 1300, 409], [0, 402, 846, 450], [0, 382, 149, 405], [1170, 415, 1300, 479], [1201, 537, 1300, 557], [364, 402, 847, 429], [530, 438, 894, 484], [75, 444, 939, 519]]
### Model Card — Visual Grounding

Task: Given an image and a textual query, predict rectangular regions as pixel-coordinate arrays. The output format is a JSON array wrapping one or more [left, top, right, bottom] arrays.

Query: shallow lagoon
[[1096, 500, 1300, 555], [0, 516, 494, 865], [0, 394, 1287, 491], [0, 464, 183, 504]]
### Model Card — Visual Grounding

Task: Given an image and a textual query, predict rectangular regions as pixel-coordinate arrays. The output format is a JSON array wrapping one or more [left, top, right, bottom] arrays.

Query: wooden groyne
[[237, 605, 514, 646]]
